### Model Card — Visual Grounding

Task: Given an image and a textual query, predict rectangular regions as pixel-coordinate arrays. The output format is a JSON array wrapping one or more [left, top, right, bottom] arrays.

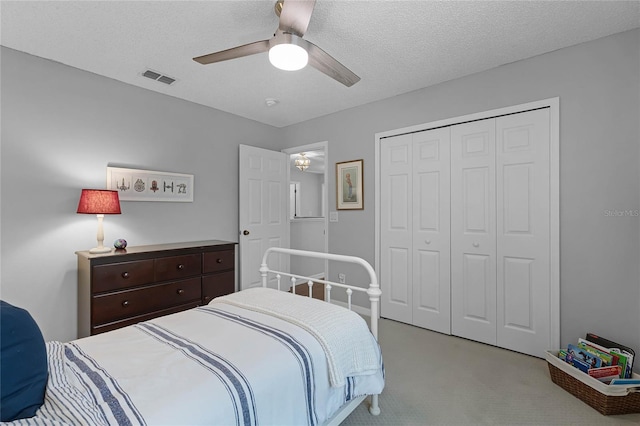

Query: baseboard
[[330, 300, 371, 317]]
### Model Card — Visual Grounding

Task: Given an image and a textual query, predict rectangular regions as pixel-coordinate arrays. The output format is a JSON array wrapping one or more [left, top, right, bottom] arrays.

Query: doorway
[[282, 142, 329, 283]]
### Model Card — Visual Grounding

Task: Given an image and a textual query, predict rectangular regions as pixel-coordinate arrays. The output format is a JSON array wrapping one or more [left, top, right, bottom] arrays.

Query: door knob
[[243, 230, 250, 235]]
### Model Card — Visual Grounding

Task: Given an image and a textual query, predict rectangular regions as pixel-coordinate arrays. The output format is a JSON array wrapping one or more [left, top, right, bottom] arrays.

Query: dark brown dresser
[[76, 240, 236, 338]]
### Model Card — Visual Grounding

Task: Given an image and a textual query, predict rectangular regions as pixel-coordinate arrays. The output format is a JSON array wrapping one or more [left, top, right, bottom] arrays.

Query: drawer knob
[[216, 258, 223, 264], [177, 289, 185, 295], [122, 300, 130, 307], [177, 264, 185, 270], [121, 272, 130, 279], [204, 296, 211, 301]]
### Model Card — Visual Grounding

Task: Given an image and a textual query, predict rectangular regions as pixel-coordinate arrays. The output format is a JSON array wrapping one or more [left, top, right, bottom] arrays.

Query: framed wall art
[[107, 167, 194, 202], [336, 159, 363, 210]]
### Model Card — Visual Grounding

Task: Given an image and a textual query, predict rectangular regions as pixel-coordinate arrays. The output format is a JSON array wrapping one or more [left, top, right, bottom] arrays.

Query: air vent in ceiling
[[141, 69, 176, 85]]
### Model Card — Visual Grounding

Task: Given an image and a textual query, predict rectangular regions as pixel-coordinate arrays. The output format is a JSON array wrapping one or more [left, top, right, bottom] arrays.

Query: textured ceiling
[[1, 1, 639, 128]]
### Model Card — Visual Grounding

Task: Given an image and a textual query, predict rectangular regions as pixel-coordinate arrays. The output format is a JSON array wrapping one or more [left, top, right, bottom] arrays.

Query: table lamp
[[76, 189, 121, 253]]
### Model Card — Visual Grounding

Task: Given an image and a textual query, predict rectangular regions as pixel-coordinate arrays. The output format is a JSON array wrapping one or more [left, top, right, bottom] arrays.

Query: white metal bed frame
[[259, 247, 382, 423]]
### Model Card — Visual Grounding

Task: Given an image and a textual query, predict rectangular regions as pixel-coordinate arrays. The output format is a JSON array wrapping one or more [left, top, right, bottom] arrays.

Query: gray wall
[[1, 47, 281, 342], [280, 29, 640, 361]]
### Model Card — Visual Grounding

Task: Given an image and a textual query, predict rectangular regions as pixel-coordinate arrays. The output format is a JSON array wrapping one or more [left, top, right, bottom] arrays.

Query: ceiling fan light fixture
[[269, 42, 308, 71]]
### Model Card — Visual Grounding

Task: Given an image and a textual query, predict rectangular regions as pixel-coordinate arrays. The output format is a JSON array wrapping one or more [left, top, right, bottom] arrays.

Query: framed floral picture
[[107, 166, 194, 202], [336, 159, 363, 210]]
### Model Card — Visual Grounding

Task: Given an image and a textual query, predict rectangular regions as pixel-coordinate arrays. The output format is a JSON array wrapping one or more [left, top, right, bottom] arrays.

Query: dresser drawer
[[92, 260, 154, 293], [202, 270, 235, 304], [203, 250, 234, 273], [92, 277, 201, 325], [155, 254, 201, 281]]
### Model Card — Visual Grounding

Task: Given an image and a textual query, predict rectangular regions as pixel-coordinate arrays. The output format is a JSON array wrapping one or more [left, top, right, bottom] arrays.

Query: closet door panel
[[451, 119, 497, 346], [462, 253, 492, 320], [380, 134, 413, 324], [412, 128, 451, 333], [497, 108, 551, 357]]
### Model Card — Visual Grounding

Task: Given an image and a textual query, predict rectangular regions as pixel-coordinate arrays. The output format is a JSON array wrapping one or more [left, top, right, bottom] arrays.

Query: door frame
[[374, 97, 560, 351], [282, 141, 329, 281]]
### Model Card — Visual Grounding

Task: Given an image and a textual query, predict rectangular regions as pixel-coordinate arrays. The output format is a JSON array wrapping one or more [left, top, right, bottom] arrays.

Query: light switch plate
[[329, 211, 338, 222]]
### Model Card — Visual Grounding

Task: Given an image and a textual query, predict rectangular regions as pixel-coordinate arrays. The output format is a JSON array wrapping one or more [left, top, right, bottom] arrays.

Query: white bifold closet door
[[381, 108, 551, 358], [450, 109, 550, 356], [497, 109, 550, 356], [380, 128, 451, 334], [450, 119, 497, 345]]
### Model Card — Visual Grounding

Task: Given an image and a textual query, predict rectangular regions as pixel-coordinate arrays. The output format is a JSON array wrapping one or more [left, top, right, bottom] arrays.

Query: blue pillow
[[0, 300, 48, 421]]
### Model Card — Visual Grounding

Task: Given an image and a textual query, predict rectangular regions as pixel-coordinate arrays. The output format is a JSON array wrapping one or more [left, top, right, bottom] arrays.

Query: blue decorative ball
[[114, 239, 128, 249]]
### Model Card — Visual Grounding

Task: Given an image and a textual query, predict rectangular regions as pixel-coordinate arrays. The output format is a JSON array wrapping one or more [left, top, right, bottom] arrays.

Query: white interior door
[[451, 119, 497, 346], [496, 109, 551, 357], [411, 128, 451, 333], [239, 144, 289, 290], [380, 134, 413, 324]]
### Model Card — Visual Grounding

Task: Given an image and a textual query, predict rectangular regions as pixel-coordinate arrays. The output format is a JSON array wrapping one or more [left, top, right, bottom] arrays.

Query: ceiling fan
[[193, 0, 360, 87]]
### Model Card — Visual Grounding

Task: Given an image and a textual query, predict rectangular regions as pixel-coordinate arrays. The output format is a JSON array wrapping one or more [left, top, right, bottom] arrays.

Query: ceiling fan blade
[[304, 40, 360, 87], [193, 39, 270, 65], [279, 0, 316, 37]]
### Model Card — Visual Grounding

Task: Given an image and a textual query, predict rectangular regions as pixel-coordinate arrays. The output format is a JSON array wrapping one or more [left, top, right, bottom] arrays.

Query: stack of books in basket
[[546, 332, 639, 415], [557, 333, 635, 384]]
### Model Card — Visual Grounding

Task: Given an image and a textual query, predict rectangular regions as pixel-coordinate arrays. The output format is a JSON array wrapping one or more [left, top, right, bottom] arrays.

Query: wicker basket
[[546, 351, 640, 415]]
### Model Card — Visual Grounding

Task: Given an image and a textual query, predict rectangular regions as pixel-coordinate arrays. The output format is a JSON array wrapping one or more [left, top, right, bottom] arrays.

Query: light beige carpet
[[341, 317, 640, 425]]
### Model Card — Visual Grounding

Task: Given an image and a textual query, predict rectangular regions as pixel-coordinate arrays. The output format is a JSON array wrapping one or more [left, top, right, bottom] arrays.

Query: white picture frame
[[107, 167, 194, 202]]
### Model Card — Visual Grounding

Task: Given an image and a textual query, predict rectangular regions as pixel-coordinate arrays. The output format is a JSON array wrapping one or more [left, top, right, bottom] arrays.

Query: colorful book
[[578, 338, 619, 366], [588, 365, 622, 383], [577, 340, 614, 366], [567, 343, 602, 369], [586, 333, 635, 378], [578, 338, 625, 378], [609, 378, 640, 386], [562, 347, 591, 373]]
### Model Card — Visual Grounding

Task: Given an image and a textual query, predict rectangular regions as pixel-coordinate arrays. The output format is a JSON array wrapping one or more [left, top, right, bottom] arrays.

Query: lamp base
[[89, 246, 112, 254]]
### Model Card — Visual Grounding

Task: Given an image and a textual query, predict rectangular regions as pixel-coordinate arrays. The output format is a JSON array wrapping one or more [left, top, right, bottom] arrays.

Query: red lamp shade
[[76, 189, 121, 214]]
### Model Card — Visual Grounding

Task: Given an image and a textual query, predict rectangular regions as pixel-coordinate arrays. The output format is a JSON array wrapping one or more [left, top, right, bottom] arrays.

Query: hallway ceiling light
[[295, 153, 310, 171]]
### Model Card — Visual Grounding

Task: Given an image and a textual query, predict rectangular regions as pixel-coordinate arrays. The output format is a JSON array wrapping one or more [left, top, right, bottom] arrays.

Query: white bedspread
[[212, 288, 380, 387], [3, 292, 384, 426]]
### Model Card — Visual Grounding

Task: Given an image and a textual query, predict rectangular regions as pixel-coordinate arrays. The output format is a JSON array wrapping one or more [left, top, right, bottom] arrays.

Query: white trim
[[548, 97, 561, 351], [330, 300, 371, 317], [375, 97, 561, 354], [290, 217, 325, 223]]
